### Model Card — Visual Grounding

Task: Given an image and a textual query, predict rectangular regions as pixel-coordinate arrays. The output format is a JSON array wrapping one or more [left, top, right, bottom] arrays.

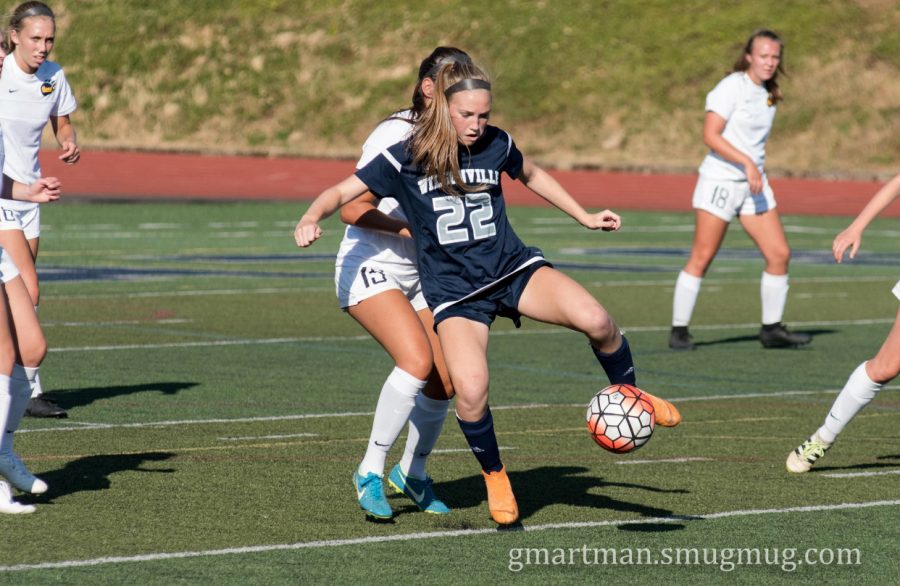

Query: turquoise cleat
[[388, 464, 450, 515], [353, 471, 392, 519]]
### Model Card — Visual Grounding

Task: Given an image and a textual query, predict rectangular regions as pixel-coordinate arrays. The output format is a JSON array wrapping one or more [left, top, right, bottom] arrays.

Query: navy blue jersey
[[355, 126, 545, 316]]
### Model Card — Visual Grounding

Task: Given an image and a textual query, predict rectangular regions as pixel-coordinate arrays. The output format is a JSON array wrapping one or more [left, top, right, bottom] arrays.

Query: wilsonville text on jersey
[[417, 169, 501, 194]]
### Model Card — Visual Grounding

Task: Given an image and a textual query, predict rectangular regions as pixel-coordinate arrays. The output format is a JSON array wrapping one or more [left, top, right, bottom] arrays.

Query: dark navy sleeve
[[354, 152, 403, 202], [503, 133, 525, 179]]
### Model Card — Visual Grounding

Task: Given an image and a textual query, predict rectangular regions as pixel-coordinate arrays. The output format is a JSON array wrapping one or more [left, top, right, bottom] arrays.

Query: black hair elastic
[[444, 78, 491, 96]]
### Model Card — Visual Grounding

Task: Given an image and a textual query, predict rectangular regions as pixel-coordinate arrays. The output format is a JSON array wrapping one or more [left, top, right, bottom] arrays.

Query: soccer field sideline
[[3, 499, 899, 574]]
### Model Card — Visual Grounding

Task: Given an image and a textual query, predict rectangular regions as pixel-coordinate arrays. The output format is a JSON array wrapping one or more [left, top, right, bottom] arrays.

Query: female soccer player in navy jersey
[[295, 59, 680, 526], [335, 47, 471, 520], [669, 29, 811, 351], [0, 2, 79, 419], [787, 173, 900, 473]]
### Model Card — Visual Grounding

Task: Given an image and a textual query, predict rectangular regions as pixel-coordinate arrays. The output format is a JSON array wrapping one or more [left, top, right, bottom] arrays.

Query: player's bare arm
[[833, 173, 900, 263], [0, 173, 61, 202], [50, 114, 80, 164], [340, 192, 412, 238], [703, 112, 761, 193], [295, 175, 370, 247], [518, 157, 620, 231]]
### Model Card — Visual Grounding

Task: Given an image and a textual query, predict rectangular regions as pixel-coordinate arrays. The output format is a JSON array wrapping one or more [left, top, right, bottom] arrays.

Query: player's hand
[[584, 209, 621, 232], [832, 227, 862, 263], [746, 165, 763, 194], [59, 141, 80, 164], [398, 226, 413, 239], [294, 220, 323, 247], [26, 176, 62, 202]]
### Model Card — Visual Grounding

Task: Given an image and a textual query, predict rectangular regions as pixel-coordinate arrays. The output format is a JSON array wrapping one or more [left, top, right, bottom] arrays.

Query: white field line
[[1, 500, 897, 573], [42, 319, 191, 327], [44, 317, 895, 354], [616, 457, 713, 465], [820, 469, 900, 479], [217, 433, 319, 441], [19, 385, 900, 436], [432, 446, 517, 454], [41, 287, 330, 301]]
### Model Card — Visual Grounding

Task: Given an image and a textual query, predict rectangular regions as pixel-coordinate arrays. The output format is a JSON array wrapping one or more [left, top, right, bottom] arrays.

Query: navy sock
[[457, 408, 503, 473], [591, 336, 637, 385]]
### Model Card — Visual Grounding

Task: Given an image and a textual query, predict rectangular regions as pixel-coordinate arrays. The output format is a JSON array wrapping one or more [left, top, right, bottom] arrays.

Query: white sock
[[0, 374, 12, 455], [672, 270, 703, 327], [29, 370, 42, 399], [357, 367, 425, 477], [0, 364, 31, 453], [761, 272, 789, 325], [817, 362, 882, 444], [1, 369, 28, 455], [399, 394, 450, 479]]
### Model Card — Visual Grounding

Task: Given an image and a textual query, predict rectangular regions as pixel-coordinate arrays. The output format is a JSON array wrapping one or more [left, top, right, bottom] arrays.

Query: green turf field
[[1, 200, 897, 584]]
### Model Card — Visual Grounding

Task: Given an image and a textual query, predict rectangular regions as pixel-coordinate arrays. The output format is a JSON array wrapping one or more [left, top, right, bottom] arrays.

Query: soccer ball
[[586, 384, 655, 454]]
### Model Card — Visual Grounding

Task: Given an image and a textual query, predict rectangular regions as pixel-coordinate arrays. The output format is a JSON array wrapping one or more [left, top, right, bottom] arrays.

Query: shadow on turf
[[691, 328, 834, 348], [43, 381, 199, 410], [810, 457, 900, 474], [392, 465, 688, 530], [20, 452, 176, 504]]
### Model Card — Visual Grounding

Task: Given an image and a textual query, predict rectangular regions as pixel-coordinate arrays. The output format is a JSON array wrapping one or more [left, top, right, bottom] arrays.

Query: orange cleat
[[482, 466, 519, 525], [640, 391, 682, 427]]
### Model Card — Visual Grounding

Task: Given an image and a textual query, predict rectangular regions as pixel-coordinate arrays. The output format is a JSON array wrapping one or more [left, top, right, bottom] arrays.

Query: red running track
[[39, 149, 898, 217]]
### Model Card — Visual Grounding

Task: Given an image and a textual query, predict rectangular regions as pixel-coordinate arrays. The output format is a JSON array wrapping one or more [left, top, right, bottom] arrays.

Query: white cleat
[[0, 452, 48, 494], [0, 480, 35, 514], [786, 433, 831, 474]]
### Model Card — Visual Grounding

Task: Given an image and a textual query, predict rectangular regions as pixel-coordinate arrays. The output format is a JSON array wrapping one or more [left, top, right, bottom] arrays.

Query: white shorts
[[0, 203, 40, 239], [335, 256, 427, 311], [692, 176, 776, 222], [893, 280, 899, 302], [0, 248, 20, 284]]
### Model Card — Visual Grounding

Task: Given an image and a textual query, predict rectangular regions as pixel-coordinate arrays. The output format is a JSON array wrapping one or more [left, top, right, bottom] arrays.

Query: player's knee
[[866, 357, 900, 384], [685, 252, 715, 276], [397, 353, 433, 381], [583, 307, 616, 343], [766, 247, 791, 271], [423, 368, 454, 400], [19, 334, 47, 367], [453, 372, 489, 400], [0, 340, 14, 373]]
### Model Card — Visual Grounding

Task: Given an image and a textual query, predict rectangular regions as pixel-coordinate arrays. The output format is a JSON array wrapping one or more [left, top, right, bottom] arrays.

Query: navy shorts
[[433, 260, 553, 329]]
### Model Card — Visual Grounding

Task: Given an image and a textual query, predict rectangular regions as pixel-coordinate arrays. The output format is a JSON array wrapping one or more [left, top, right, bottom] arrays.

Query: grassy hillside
[[50, 0, 899, 177]]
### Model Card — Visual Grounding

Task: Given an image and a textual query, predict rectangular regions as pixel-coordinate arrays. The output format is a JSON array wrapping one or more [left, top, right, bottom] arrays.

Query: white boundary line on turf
[[23, 386, 900, 435], [616, 457, 712, 465], [1, 499, 897, 573], [44, 317, 896, 354], [217, 433, 319, 441], [820, 469, 900, 479]]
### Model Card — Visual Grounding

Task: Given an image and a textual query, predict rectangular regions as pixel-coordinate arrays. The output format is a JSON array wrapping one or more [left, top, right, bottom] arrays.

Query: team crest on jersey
[[40, 80, 56, 96]]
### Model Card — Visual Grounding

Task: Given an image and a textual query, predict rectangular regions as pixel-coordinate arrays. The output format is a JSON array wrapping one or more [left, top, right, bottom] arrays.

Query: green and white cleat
[[388, 464, 450, 515], [786, 434, 831, 473]]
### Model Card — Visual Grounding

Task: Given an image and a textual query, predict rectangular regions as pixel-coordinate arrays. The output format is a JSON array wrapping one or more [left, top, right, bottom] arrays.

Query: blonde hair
[[410, 60, 491, 195]]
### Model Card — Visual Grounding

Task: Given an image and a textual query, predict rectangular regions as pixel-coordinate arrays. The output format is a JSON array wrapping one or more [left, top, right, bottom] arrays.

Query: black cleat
[[25, 395, 68, 418], [759, 323, 812, 348], [668, 326, 696, 350]]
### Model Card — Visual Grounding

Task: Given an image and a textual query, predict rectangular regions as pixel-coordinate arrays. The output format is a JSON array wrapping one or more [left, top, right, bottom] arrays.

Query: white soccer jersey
[[698, 72, 776, 181], [0, 53, 77, 210], [335, 111, 417, 269]]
